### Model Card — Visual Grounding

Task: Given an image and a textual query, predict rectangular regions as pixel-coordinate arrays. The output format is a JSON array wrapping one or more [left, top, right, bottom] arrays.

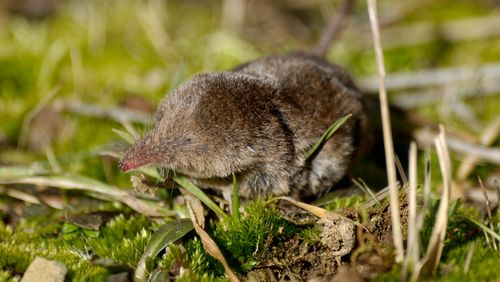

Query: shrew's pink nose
[[118, 160, 133, 171]]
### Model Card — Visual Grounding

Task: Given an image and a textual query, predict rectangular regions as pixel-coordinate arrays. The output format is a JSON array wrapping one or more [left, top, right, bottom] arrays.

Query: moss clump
[[1, 214, 154, 280], [0, 222, 109, 281], [212, 200, 297, 272], [437, 239, 500, 281], [85, 214, 152, 268], [324, 194, 365, 211], [158, 200, 299, 279], [157, 238, 227, 282]]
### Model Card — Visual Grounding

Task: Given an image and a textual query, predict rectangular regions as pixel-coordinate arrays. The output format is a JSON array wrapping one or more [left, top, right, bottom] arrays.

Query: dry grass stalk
[[457, 117, 500, 181], [343, 14, 500, 55], [463, 242, 476, 274], [366, 0, 404, 263], [64, 100, 151, 125], [313, 0, 355, 57], [420, 126, 452, 275], [414, 128, 500, 165], [276, 196, 328, 219], [359, 63, 500, 92], [393, 84, 500, 109], [478, 177, 498, 251], [137, 0, 172, 58], [418, 147, 431, 229], [222, 0, 245, 31], [404, 142, 419, 280], [18, 85, 61, 149], [0, 185, 41, 204], [187, 200, 240, 282], [0, 175, 169, 217], [395, 155, 408, 186], [44, 146, 62, 173]]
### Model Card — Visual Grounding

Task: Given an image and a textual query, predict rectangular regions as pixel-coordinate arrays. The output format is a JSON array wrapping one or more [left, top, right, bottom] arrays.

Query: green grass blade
[[0, 172, 171, 217], [135, 219, 194, 282], [112, 128, 135, 144], [174, 175, 230, 222], [306, 114, 352, 159], [353, 178, 380, 205], [0, 166, 48, 179], [460, 215, 500, 242], [232, 173, 240, 223]]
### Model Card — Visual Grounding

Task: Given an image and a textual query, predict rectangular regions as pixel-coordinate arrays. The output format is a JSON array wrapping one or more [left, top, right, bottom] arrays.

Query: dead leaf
[[186, 200, 239, 282]]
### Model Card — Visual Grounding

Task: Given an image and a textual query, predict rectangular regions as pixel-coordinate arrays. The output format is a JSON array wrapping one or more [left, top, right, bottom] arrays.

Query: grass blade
[[232, 173, 240, 223], [112, 128, 136, 144], [174, 175, 230, 222], [366, 0, 404, 262], [405, 142, 419, 280], [187, 201, 239, 282], [0, 172, 171, 217], [306, 114, 352, 159], [135, 219, 194, 282], [353, 178, 380, 205], [459, 215, 500, 242], [421, 126, 452, 275]]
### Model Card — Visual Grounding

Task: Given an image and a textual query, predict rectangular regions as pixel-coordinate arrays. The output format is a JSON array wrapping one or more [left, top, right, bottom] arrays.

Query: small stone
[[319, 214, 355, 257], [21, 257, 67, 282], [105, 272, 129, 282]]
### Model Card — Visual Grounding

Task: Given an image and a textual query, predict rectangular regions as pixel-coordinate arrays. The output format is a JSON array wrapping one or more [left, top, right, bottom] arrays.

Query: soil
[[245, 191, 409, 281]]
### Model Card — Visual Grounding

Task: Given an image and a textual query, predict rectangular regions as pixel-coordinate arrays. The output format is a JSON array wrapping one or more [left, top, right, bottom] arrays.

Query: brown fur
[[119, 53, 371, 198]]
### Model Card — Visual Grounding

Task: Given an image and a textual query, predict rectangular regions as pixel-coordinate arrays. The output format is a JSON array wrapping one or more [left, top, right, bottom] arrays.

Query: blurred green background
[[1, 0, 499, 183], [0, 0, 499, 281]]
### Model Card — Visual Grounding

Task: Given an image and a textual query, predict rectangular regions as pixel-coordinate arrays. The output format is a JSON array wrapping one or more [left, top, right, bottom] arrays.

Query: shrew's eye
[[182, 138, 192, 145]]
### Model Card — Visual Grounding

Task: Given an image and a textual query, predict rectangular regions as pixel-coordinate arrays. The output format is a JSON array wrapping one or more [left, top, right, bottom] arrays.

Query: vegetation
[[0, 0, 499, 281]]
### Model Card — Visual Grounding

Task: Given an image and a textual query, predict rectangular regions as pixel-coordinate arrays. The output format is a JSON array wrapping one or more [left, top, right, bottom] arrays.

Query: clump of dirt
[[365, 191, 409, 245], [251, 234, 343, 281], [245, 192, 408, 281]]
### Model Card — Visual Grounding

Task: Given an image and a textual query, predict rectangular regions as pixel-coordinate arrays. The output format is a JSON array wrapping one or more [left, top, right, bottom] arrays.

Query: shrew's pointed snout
[[118, 160, 132, 171], [118, 147, 158, 172]]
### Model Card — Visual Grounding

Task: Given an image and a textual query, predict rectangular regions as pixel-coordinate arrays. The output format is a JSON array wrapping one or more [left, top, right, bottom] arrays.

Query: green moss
[[299, 225, 322, 243], [0, 222, 108, 281], [212, 200, 297, 272], [158, 240, 228, 282], [159, 201, 298, 279], [324, 194, 364, 211], [436, 240, 500, 281], [184, 237, 227, 281], [86, 214, 151, 268], [0, 269, 18, 282]]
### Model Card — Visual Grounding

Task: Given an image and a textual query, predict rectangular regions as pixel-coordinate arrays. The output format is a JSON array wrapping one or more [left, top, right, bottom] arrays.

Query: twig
[[358, 63, 500, 92], [313, 0, 356, 57], [366, 0, 404, 262]]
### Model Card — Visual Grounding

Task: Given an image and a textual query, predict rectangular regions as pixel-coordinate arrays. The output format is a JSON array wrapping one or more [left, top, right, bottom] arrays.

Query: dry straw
[[366, 0, 404, 262]]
